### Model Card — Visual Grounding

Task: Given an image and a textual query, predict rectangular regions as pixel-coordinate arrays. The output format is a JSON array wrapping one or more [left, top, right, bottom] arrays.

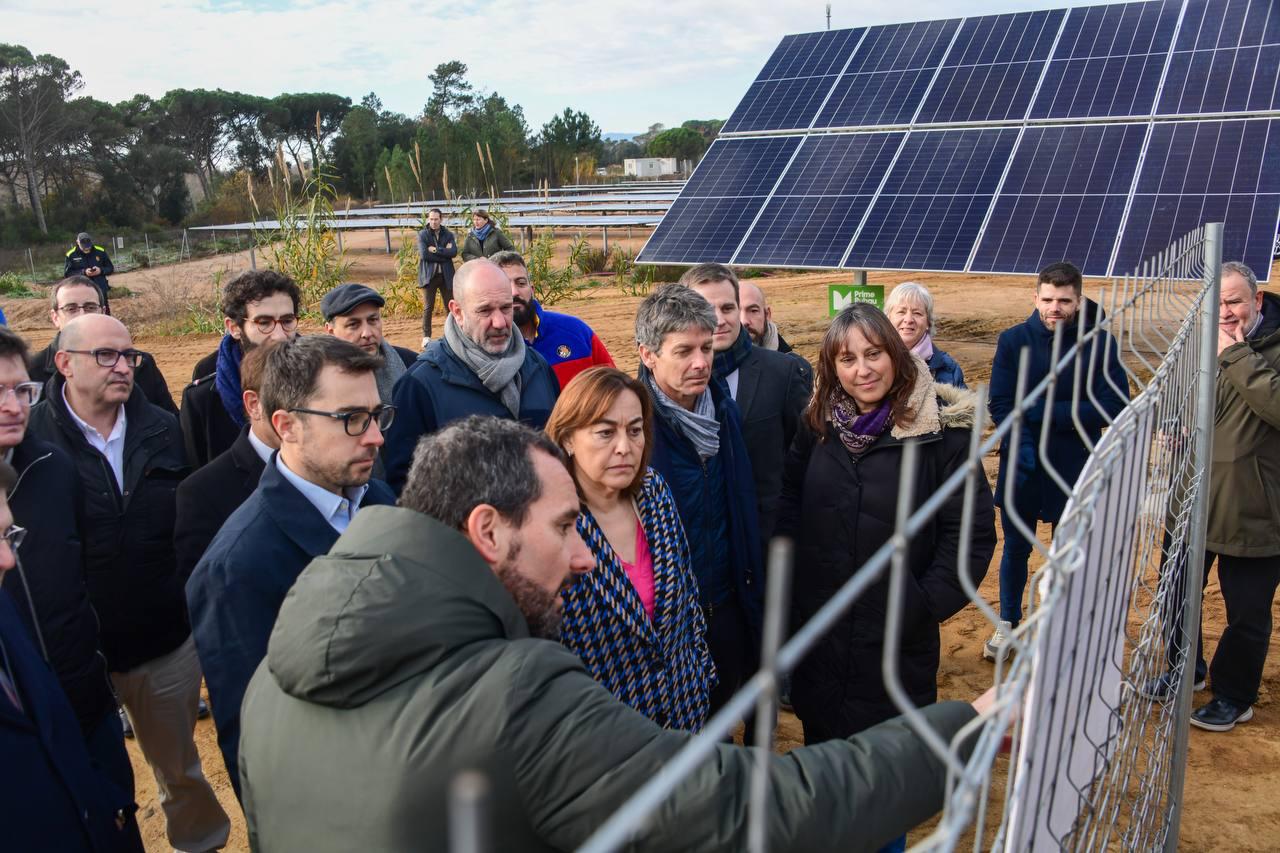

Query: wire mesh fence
[[552, 224, 1223, 853]]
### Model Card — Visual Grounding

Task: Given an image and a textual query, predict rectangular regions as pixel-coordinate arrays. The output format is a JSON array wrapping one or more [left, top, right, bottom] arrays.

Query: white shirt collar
[[246, 428, 275, 465], [273, 453, 369, 534]]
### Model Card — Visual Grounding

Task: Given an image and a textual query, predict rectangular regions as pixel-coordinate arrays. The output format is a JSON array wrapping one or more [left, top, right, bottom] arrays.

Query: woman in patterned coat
[[545, 367, 716, 731]]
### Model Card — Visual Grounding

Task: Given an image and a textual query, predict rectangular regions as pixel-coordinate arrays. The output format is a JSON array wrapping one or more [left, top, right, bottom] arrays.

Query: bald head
[[449, 259, 516, 355], [58, 313, 131, 353], [738, 280, 773, 346]]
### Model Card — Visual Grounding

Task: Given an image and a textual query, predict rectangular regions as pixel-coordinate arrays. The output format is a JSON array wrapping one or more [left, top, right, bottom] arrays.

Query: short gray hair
[[885, 281, 936, 333], [635, 284, 716, 352], [1222, 261, 1258, 295], [260, 335, 383, 419], [399, 416, 566, 530]]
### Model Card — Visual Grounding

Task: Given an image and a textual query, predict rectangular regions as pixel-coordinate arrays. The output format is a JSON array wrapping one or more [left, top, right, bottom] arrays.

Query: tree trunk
[[193, 165, 211, 202], [22, 158, 47, 235]]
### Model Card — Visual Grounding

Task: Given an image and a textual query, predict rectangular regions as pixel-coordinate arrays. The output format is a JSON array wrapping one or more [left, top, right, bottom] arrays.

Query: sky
[[4, 0, 1111, 135]]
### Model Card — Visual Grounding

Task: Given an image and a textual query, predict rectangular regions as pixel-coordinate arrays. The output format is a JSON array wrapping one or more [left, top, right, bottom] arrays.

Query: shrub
[[0, 272, 38, 298]]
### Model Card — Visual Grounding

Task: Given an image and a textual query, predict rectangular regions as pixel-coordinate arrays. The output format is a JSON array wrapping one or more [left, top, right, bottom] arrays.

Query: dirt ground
[[6, 229, 1278, 852]]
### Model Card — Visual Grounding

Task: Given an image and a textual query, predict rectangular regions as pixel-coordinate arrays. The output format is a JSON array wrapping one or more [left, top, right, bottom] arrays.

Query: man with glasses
[[27, 313, 231, 853], [0, 327, 135, 799], [31, 275, 177, 415], [187, 335, 395, 796], [0, 457, 147, 852], [181, 269, 301, 468]]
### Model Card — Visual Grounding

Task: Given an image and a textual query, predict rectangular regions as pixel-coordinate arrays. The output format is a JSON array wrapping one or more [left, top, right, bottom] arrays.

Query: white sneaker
[[983, 621, 1014, 662]]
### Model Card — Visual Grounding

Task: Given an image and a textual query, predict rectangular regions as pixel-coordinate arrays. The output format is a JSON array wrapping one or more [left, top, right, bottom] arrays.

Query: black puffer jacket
[[777, 369, 997, 743], [0, 434, 116, 733], [28, 377, 192, 672]]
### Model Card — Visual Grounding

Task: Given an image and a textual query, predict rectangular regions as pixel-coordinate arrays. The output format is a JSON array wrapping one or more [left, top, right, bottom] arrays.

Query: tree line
[[0, 47, 721, 245]]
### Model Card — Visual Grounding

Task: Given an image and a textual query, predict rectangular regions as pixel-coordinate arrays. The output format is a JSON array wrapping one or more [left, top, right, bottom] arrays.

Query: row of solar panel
[[723, 0, 1280, 133], [637, 118, 1280, 278]]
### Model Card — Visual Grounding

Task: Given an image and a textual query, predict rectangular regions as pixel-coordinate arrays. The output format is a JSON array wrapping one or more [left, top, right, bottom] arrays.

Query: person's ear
[[242, 389, 262, 423], [448, 300, 463, 322], [225, 317, 242, 340], [53, 351, 72, 378], [638, 344, 658, 371], [323, 322, 335, 335], [464, 503, 509, 565], [270, 409, 298, 443]]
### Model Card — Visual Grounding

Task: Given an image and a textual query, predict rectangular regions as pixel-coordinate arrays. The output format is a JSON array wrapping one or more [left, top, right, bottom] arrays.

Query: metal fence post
[[449, 770, 490, 853], [1162, 222, 1221, 853], [748, 539, 792, 853]]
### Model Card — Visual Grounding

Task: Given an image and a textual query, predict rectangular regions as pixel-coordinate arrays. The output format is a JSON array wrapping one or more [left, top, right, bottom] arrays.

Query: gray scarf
[[645, 372, 720, 461], [760, 321, 781, 351], [443, 313, 525, 416], [374, 339, 408, 406]]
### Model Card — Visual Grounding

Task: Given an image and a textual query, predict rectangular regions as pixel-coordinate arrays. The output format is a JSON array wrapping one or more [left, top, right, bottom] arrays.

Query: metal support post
[[748, 540, 792, 853], [603, 226, 609, 255], [384, 227, 393, 254], [852, 269, 867, 286], [449, 771, 489, 853], [337, 231, 344, 253], [1163, 222, 1222, 853], [249, 244, 257, 270]]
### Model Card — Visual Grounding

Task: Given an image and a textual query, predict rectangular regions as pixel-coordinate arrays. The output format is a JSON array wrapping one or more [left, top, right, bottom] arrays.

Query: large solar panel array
[[640, 0, 1280, 280]]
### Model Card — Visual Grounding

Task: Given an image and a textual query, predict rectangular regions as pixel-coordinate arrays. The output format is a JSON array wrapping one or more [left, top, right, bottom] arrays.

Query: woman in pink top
[[545, 367, 715, 731]]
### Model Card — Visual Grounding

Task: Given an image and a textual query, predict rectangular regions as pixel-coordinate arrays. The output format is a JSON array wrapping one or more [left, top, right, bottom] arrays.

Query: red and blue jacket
[[525, 300, 615, 390]]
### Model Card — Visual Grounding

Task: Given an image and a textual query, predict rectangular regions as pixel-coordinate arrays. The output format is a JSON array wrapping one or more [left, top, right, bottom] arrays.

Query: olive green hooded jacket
[[1209, 291, 1280, 557], [239, 505, 978, 852]]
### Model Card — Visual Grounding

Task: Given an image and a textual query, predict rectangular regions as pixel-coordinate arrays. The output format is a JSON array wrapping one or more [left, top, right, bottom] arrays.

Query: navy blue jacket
[[926, 348, 966, 389], [988, 301, 1130, 523], [383, 338, 559, 492], [0, 435, 114, 734], [642, 369, 764, 637], [186, 457, 395, 797], [0, 591, 143, 853]]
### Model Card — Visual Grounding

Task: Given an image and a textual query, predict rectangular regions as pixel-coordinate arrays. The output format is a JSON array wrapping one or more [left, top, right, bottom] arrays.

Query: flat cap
[[321, 283, 384, 321]]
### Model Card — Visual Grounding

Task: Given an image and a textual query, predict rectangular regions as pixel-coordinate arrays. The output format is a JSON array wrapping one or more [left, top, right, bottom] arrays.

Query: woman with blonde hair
[[545, 366, 715, 731], [885, 281, 966, 388]]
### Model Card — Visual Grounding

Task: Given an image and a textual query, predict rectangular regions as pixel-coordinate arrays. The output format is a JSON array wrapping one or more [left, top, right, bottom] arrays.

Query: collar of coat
[[890, 354, 977, 440]]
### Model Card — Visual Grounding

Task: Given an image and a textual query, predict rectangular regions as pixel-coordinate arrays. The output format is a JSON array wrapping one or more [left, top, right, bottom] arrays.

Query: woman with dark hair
[[777, 303, 996, 744], [460, 210, 515, 261], [545, 367, 715, 731]]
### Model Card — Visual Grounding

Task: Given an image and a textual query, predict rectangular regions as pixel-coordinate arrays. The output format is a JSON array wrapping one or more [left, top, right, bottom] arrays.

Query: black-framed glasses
[[1, 525, 27, 552], [248, 314, 298, 335], [0, 382, 42, 407], [64, 348, 144, 369], [288, 405, 395, 436], [56, 302, 104, 316]]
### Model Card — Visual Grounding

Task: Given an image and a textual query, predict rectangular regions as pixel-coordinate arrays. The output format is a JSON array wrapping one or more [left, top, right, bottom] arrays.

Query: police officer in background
[[64, 233, 115, 314]]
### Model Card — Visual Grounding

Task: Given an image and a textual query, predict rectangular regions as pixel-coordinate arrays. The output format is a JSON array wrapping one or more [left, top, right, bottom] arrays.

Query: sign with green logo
[[829, 283, 885, 316]]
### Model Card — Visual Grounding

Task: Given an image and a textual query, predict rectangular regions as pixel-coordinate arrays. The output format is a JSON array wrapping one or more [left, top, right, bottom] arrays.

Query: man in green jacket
[[239, 416, 985, 852], [1183, 261, 1280, 732]]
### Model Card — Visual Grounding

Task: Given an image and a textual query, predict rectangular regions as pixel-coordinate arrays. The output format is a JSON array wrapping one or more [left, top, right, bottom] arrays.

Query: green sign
[[829, 283, 884, 316]]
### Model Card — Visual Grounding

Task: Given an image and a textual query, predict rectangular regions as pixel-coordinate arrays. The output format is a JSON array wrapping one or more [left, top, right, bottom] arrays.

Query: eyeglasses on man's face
[[288, 405, 396, 437], [247, 314, 298, 335], [64, 348, 144, 369], [0, 382, 42, 407], [1, 525, 27, 551], [56, 302, 104, 316]]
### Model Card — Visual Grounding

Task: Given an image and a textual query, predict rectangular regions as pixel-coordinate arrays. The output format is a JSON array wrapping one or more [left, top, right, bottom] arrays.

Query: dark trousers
[[421, 272, 451, 337], [1169, 551, 1280, 706], [998, 505, 1055, 627], [85, 706, 134, 797], [705, 596, 771, 745]]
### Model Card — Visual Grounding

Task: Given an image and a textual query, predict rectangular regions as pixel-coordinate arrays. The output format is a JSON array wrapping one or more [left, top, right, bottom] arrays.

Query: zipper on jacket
[[8, 451, 53, 662]]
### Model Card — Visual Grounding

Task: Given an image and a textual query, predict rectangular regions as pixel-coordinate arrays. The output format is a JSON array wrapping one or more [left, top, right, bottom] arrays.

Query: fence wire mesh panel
[[463, 227, 1218, 853]]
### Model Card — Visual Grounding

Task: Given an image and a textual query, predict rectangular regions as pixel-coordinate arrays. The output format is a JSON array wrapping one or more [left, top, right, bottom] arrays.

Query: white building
[[624, 157, 680, 178]]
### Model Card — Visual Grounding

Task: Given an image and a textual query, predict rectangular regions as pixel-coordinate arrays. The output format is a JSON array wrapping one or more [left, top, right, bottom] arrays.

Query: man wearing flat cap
[[321, 283, 418, 405], [64, 233, 115, 313]]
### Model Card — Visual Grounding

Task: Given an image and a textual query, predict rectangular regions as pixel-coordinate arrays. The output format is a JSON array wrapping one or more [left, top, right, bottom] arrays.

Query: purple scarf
[[829, 390, 892, 457]]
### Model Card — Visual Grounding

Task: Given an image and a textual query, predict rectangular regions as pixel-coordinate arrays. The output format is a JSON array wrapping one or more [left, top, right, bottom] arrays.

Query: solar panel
[[638, 136, 802, 263], [734, 132, 904, 267], [1156, 0, 1280, 115], [916, 10, 1066, 124], [641, 0, 1280, 280], [815, 18, 961, 128], [1028, 0, 1180, 119], [721, 29, 865, 133], [1114, 118, 1280, 275], [972, 123, 1148, 275], [845, 128, 1019, 270]]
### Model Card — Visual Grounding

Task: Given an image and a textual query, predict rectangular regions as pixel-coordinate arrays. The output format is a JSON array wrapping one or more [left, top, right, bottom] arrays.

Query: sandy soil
[[6, 231, 1278, 852]]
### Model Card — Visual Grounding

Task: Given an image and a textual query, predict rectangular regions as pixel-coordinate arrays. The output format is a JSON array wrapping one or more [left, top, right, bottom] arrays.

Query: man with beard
[[739, 280, 799, 355], [181, 270, 301, 468], [985, 262, 1129, 661], [492, 250, 614, 389], [238, 416, 994, 852], [27, 314, 230, 852], [321, 283, 418, 405], [187, 336, 395, 797], [382, 258, 559, 493]]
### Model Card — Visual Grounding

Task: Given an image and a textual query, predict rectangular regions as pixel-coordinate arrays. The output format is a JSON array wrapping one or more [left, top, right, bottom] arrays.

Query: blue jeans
[[998, 511, 1055, 628]]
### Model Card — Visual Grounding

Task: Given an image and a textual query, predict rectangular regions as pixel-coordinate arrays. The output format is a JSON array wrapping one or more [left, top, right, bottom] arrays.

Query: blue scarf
[[472, 221, 493, 242], [214, 334, 247, 428], [712, 326, 752, 382]]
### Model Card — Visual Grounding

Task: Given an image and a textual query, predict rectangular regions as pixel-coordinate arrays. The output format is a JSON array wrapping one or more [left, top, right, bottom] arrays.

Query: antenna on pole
[[826, 3, 831, 29]]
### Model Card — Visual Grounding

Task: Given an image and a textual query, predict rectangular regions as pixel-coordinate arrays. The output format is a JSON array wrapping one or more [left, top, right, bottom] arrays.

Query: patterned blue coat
[[558, 469, 716, 731]]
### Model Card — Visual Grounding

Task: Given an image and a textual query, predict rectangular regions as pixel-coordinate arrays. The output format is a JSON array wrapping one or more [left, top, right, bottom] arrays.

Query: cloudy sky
[[6, 0, 1100, 134]]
